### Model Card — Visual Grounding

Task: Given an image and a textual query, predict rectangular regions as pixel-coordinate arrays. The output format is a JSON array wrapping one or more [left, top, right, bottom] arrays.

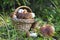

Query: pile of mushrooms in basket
[[11, 7, 35, 19]]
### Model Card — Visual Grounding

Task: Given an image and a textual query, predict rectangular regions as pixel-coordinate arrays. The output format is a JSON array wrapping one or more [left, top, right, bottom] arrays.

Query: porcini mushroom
[[40, 24, 55, 37]]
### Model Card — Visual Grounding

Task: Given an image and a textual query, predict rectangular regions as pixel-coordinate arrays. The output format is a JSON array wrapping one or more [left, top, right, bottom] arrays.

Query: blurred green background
[[0, 0, 60, 40]]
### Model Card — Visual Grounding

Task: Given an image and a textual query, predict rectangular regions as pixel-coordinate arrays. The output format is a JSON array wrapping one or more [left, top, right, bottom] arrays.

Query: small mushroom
[[26, 31, 37, 37], [24, 13, 32, 19], [24, 13, 35, 19], [23, 9, 28, 14], [30, 13, 35, 18], [18, 9, 24, 13], [29, 32, 37, 37], [16, 13, 25, 19]]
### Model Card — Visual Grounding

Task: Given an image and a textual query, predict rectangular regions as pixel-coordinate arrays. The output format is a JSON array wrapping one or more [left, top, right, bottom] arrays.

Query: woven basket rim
[[14, 6, 32, 14], [12, 18, 35, 23]]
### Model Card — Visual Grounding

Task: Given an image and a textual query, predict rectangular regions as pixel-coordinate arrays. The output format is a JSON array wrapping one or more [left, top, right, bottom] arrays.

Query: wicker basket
[[11, 6, 35, 32]]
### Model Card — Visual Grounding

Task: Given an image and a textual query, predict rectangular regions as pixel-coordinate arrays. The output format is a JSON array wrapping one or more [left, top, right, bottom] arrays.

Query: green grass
[[0, 15, 60, 40], [0, 0, 60, 40]]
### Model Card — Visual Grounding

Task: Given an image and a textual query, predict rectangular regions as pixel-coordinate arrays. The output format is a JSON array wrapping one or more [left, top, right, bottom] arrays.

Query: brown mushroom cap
[[40, 24, 55, 37]]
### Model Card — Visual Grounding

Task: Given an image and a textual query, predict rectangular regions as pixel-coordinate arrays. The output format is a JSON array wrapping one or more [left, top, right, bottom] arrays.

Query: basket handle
[[14, 6, 32, 14]]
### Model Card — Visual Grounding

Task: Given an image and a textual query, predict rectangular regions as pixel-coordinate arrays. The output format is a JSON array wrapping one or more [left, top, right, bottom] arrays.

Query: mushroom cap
[[40, 24, 55, 37], [31, 13, 35, 18], [18, 9, 24, 13]]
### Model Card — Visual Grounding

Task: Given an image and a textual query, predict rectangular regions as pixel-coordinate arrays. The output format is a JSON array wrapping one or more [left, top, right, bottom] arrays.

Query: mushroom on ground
[[26, 31, 37, 37], [40, 24, 55, 37]]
